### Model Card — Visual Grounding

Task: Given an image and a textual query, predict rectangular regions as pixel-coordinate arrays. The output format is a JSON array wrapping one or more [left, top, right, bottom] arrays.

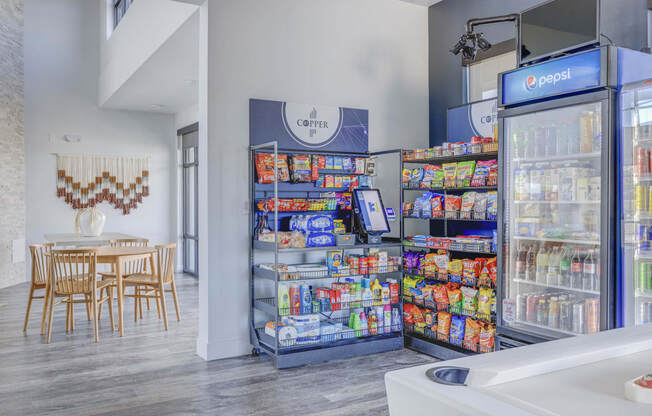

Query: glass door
[[501, 98, 609, 339], [182, 128, 199, 277], [620, 80, 652, 327]]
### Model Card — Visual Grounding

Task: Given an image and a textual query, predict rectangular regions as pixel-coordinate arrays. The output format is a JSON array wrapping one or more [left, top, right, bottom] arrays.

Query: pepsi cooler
[[496, 46, 652, 347]]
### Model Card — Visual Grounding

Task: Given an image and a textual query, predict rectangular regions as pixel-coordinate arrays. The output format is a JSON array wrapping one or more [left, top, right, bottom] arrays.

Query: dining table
[[94, 246, 156, 336]]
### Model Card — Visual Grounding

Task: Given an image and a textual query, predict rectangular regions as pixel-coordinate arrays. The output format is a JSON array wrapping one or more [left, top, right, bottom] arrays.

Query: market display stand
[[400, 150, 499, 360], [249, 142, 404, 369]]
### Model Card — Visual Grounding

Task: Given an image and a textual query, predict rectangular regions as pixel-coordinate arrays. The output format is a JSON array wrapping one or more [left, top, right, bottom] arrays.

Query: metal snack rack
[[249, 141, 405, 369], [400, 149, 499, 359]]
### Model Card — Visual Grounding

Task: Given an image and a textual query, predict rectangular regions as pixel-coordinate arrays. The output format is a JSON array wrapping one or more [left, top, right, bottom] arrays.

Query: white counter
[[386, 325, 652, 415]]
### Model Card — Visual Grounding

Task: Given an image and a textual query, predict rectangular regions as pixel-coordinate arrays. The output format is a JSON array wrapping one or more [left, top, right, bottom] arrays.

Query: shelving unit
[[249, 142, 404, 369], [400, 149, 498, 359]]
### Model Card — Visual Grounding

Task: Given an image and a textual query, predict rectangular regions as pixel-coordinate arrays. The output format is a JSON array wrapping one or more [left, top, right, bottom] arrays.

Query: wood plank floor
[[0, 275, 437, 415]]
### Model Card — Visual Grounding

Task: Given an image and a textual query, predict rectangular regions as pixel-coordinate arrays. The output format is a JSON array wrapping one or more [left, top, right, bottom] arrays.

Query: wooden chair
[[98, 238, 150, 319], [46, 249, 115, 343], [24, 244, 53, 333], [123, 244, 180, 330]]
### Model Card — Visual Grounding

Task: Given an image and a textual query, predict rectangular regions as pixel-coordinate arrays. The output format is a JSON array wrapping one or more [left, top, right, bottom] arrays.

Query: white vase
[[75, 208, 106, 237]]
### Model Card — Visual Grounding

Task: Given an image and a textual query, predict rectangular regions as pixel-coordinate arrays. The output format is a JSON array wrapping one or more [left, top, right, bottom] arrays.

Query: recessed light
[[184, 79, 198, 85], [150, 104, 165, 110]]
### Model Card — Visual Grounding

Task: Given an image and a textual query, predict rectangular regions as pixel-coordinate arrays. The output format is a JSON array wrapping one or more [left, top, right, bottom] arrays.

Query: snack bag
[[486, 191, 498, 220], [461, 286, 478, 314], [464, 319, 481, 345], [445, 195, 462, 215], [255, 154, 290, 184], [446, 283, 462, 311], [473, 193, 488, 220], [433, 284, 449, 308], [402, 202, 414, 217], [432, 165, 445, 188], [477, 288, 493, 316], [290, 154, 312, 182], [471, 160, 491, 187], [450, 315, 466, 344], [431, 194, 444, 218], [443, 163, 457, 188], [433, 254, 450, 274], [479, 324, 496, 350], [423, 311, 436, 327], [413, 196, 425, 218], [461, 192, 477, 217], [421, 193, 433, 218], [456, 161, 476, 187], [437, 311, 452, 336], [486, 160, 499, 187], [410, 168, 424, 189], [462, 259, 481, 286], [311, 155, 320, 181], [422, 165, 439, 189], [402, 168, 412, 187], [479, 257, 498, 287], [448, 259, 463, 280]]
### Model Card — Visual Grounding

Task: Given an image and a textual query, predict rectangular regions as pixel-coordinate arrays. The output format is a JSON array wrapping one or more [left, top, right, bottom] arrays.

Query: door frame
[[178, 122, 199, 277]]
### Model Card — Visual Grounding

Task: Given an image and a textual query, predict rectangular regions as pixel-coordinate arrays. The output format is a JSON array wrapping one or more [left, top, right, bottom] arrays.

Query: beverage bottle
[[536, 245, 549, 284], [568, 122, 581, 155], [535, 127, 546, 158], [583, 249, 597, 291], [525, 128, 536, 159], [513, 131, 525, 158], [537, 298, 548, 326], [557, 123, 569, 156], [547, 246, 561, 286], [580, 111, 594, 153], [559, 247, 571, 287], [594, 256, 601, 292], [545, 125, 558, 156], [571, 248, 583, 289], [515, 243, 527, 279], [592, 108, 602, 153], [525, 245, 537, 281]]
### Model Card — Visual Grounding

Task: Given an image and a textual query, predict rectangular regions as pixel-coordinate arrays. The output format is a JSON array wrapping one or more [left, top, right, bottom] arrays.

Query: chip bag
[[462, 259, 481, 286], [479, 323, 496, 350], [456, 161, 476, 187], [431, 194, 444, 218], [486, 160, 499, 187], [450, 315, 466, 343], [255, 154, 290, 184], [478, 287, 493, 316], [461, 286, 478, 314], [402, 168, 412, 187], [437, 311, 451, 336], [445, 195, 462, 213], [486, 191, 498, 220], [464, 318, 481, 345], [471, 160, 492, 187], [433, 284, 449, 308], [446, 283, 462, 311], [432, 165, 445, 188], [290, 154, 312, 182], [443, 163, 457, 188]]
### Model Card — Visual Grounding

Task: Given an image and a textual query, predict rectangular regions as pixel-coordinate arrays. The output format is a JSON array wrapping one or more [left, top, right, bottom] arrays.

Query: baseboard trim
[[196, 336, 251, 361]]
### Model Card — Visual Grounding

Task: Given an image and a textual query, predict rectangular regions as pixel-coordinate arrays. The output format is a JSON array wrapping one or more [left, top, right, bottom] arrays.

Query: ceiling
[[399, 0, 443, 6], [102, 10, 199, 114]]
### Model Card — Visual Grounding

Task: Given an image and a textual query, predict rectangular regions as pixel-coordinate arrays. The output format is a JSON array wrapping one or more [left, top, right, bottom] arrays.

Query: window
[[113, 0, 134, 29]]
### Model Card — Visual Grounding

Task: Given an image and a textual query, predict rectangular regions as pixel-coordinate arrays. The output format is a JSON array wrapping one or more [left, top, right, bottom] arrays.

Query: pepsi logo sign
[[523, 68, 572, 92], [525, 75, 537, 91]]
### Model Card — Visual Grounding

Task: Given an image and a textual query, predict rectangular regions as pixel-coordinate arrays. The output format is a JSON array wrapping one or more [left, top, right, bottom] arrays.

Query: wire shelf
[[403, 269, 495, 289], [253, 265, 403, 281], [402, 294, 495, 324], [255, 296, 402, 317], [403, 322, 494, 354]]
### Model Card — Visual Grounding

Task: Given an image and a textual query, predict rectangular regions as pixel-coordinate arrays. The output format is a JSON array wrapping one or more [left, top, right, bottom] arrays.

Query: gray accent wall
[[429, 0, 650, 145], [0, 0, 25, 288]]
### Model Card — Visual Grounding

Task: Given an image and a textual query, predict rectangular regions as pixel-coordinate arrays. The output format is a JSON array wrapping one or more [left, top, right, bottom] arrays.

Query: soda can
[[517, 294, 528, 321], [526, 295, 538, 323], [585, 299, 600, 334], [636, 185, 647, 212], [572, 302, 585, 334], [637, 147, 649, 175], [640, 302, 650, 324], [548, 297, 560, 329], [560, 300, 572, 331], [636, 225, 648, 242]]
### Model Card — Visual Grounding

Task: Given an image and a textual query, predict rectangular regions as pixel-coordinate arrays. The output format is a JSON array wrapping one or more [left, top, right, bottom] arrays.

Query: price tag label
[[503, 299, 516, 323], [385, 207, 396, 222]]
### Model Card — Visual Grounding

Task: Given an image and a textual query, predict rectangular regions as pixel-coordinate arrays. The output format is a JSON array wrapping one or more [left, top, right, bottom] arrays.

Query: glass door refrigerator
[[619, 79, 652, 328], [496, 47, 652, 348]]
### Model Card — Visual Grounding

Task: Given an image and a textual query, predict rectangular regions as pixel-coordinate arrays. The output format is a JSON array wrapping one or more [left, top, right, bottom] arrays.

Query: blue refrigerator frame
[[495, 46, 652, 347]]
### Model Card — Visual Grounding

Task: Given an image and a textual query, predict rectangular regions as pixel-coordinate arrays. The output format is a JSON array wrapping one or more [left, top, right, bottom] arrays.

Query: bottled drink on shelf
[[526, 294, 538, 323], [536, 245, 549, 284], [559, 247, 571, 287], [515, 243, 527, 280], [545, 125, 558, 156], [547, 246, 561, 286], [525, 128, 536, 159], [579, 111, 594, 153], [559, 298, 572, 331], [586, 298, 600, 334], [517, 294, 527, 321], [568, 122, 581, 155], [572, 302, 586, 334], [525, 245, 537, 281], [556, 123, 569, 156], [571, 248, 583, 289], [513, 131, 526, 158], [592, 109, 602, 153], [583, 249, 597, 291], [534, 127, 546, 158], [595, 255, 601, 292]]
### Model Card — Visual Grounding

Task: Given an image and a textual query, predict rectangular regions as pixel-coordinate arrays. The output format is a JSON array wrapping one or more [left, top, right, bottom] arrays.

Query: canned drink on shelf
[[639, 262, 651, 291], [548, 297, 560, 329], [637, 147, 649, 175], [526, 295, 538, 323], [517, 294, 528, 321], [585, 298, 599, 334], [536, 299, 548, 326], [560, 300, 572, 331], [636, 185, 648, 212], [639, 302, 651, 324], [572, 302, 585, 334]]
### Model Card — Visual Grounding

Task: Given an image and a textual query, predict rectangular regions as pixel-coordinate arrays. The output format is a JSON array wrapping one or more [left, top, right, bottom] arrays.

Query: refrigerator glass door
[[502, 101, 604, 338], [620, 82, 652, 327]]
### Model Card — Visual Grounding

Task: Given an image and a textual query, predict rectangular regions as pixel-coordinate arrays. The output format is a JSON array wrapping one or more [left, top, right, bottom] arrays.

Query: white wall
[[99, 0, 197, 107], [24, 0, 177, 270], [175, 104, 199, 131], [198, 0, 429, 360]]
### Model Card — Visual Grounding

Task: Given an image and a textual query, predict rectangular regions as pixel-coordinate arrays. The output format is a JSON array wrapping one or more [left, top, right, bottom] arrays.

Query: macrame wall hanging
[[56, 155, 150, 215]]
